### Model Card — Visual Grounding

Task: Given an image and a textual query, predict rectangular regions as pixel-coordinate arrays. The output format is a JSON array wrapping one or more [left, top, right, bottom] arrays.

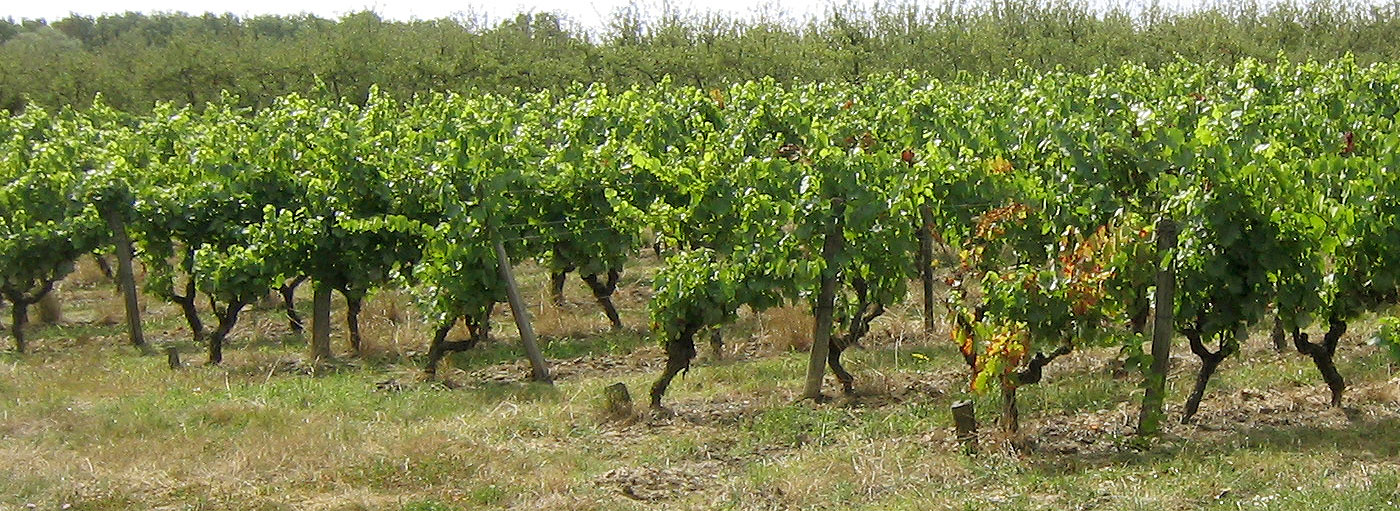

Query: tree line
[[4, 0, 1400, 113]]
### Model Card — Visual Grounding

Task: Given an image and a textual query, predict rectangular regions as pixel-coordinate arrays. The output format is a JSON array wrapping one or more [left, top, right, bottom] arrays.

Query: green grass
[[1, 264, 1398, 510]]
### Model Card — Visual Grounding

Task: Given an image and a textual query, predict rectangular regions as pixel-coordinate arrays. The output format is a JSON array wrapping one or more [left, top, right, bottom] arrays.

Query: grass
[[1, 257, 1398, 510]]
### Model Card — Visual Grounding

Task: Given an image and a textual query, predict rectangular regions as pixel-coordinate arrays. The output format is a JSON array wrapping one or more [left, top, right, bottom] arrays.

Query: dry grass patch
[[754, 306, 811, 354], [66, 255, 114, 289]]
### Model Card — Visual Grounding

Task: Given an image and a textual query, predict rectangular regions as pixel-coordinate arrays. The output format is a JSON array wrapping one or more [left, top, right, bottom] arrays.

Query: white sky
[[14, 0, 798, 28], [4, 0, 1226, 32]]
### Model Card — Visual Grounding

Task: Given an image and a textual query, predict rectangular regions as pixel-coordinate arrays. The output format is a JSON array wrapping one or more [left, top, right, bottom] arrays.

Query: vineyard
[[3, 57, 1400, 509]]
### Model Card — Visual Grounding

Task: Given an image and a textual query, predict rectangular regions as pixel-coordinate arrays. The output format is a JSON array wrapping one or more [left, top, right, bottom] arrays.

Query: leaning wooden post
[[803, 198, 846, 401], [1137, 219, 1177, 436], [103, 208, 152, 355], [494, 235, 553, 384]]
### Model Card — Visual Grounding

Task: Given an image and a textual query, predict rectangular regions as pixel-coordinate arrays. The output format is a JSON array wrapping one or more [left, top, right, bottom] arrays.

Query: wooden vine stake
[[494, 233, 553, 384], [104, 209, 153, 355], [1137, 219, 1177, 436]]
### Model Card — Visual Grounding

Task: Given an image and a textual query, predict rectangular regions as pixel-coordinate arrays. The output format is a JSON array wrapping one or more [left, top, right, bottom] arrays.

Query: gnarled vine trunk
[[10, 301, 28, 353], [1001, 344, 1072, 434], [650, 321, 702, 410], [1293, 317, 1347, 407], [423, 308, 494, 377], [549, 270, 569, 306], [827, 276, 886, 395], [344, 291, 364, 354], [918, 204, 936, 333], [582, 268, 623, 330], [280, 276, 306, 334], [5, 280, 56, 354], [803, 198, 845, 401], [1001, 384, 1020, 433], [708, 329, 723, 360], [207, 299, 247, 365], [172, 276, 204, 344], [1181, 328, 1237, 423], [310, 282, 333, 361]]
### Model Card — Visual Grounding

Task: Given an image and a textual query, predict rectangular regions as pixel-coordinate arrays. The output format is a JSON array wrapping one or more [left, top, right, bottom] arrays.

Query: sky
[[3, 0, 1213, 32], [11, 0, 825, 28]]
